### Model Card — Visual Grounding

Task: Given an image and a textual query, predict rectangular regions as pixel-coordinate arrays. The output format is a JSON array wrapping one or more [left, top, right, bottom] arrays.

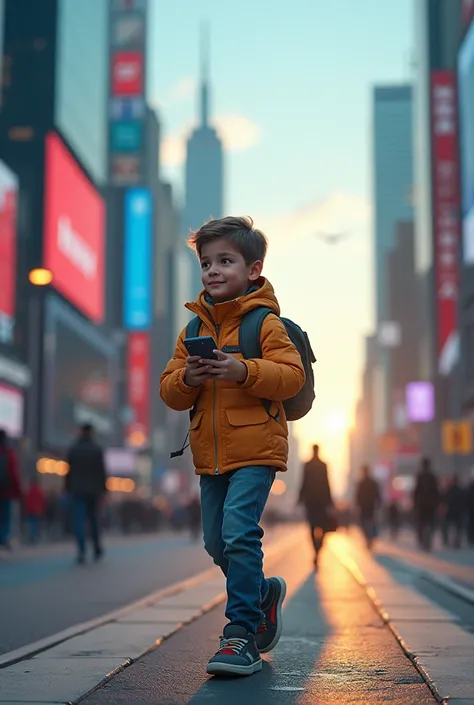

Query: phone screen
[[184, 336, 218, 360]]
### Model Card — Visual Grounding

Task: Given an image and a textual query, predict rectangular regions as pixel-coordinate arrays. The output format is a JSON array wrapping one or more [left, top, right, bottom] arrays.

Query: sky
[[148, 0, 414, 496]]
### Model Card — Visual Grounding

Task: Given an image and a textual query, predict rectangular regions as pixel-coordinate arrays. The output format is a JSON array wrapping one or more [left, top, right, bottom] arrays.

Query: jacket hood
[[185, 277, 280, 327]]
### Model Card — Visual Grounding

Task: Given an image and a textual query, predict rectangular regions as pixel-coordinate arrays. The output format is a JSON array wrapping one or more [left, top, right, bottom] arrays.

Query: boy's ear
[[248, 260, 263, 281]]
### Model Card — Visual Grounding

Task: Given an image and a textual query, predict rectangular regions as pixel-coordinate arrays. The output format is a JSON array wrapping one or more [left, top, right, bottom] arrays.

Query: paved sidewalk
[[2, 526, 472, 704]]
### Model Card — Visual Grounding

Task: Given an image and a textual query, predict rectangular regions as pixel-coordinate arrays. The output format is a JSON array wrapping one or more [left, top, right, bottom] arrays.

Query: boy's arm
[[239, 314, 305, 401], [160, 330, 202, 411]]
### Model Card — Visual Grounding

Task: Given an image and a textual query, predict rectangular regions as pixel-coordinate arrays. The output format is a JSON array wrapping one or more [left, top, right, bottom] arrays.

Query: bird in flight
[[314, 231, 350, 245]]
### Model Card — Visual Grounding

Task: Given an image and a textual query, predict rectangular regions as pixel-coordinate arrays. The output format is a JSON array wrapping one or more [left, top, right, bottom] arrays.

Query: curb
[[330, 546, 447, 705]]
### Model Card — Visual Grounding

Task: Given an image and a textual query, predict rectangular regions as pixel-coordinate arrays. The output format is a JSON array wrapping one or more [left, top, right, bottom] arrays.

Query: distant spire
[[200, 21, 210, 126]]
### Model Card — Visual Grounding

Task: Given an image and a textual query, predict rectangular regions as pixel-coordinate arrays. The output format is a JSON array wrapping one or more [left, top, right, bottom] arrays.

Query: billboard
[[0, 382, 23, 438], [44, 133, 105, 323], [0, 160, 18, 345], [126, 332, 150, 444], [459, 21, 474, 266], [111, 51, 144, 96], [463, 0, 474, 30], [430, 72, 461, 364], [124, 188, 152, 329], [108, 1, 148, 186], [43, 295, 117, 449], [405, 381, 435, 423]]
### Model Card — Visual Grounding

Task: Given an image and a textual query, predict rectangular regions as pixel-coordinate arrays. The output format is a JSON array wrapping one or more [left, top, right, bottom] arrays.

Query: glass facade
[[55, 0, 108, 184], [373, 86, 414, 323]]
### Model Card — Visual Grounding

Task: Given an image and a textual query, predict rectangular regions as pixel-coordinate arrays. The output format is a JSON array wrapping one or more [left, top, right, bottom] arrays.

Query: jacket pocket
[[190, 410, 204, 430], [222, 406, 271, 466], [225, 406, 269, 426]]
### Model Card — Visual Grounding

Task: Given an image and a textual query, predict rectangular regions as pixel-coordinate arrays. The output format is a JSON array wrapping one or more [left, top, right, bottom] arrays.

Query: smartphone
[[184, 336, 218, 360]]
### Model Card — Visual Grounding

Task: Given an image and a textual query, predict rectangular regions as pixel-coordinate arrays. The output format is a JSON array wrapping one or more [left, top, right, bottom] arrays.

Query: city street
[[1, 524, 473, 704]]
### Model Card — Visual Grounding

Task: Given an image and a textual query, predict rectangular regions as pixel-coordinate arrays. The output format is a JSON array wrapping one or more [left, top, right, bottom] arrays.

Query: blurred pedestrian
[[413, 456, 439, 552], [298, 444, 336, 568], [24, 477, 46, 544], [387, 500, 401, 540], [66, 423, 107, 564], [467, 468, 474, 547], [355, 465, 381, 550], [0, 428, 22, 549], [441, 474, 465, 549], [187, 492, 202, 542]]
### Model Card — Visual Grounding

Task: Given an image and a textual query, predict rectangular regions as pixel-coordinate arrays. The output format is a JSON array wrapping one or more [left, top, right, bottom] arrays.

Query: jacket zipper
[[213, 322, 220, 474]]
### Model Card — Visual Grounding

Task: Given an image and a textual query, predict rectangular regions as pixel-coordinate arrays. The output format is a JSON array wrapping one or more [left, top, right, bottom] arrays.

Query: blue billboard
[[459, 20, 474, 265], [124, 188, 152, 329], [110, 121, 142, 151]]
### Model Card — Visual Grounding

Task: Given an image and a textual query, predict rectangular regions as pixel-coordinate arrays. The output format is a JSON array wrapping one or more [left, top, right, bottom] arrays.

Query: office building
[[373, 85, 414, 323], [183, 26, 224, 297], [0, 0, 112, 459]]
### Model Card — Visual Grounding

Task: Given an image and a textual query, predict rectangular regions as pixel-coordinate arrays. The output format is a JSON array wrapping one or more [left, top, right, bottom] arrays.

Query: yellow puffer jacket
[[160, 278, 306, 476]]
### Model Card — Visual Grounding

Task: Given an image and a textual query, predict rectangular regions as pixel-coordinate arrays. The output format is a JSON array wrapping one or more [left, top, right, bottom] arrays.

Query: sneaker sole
[[206, 658, 263, 677], [259, 576, 287, 654]]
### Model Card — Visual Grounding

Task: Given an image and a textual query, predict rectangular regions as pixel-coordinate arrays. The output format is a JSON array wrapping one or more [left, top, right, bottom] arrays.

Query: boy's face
[[200, 239, 262, 303]]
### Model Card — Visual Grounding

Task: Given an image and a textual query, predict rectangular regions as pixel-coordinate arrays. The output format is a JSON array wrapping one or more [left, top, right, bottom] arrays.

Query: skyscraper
[[373, 86, 414, 323], [183, 25, 224, 296]]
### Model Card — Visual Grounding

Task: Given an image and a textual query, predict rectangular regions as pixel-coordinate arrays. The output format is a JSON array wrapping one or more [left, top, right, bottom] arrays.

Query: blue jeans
[[0, 499, 12, 545], [73, 496, 102, 556], [200, 466, 275, 634]]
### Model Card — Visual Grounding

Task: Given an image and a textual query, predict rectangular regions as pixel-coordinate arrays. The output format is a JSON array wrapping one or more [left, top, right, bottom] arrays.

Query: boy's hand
[[203, 350, 248, 383], [184, 356, 211, 388]]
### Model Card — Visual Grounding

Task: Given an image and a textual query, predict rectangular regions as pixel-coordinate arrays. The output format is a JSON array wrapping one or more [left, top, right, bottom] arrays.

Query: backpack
[[0, 448, 10, 492], [185, 307, 316, 421]]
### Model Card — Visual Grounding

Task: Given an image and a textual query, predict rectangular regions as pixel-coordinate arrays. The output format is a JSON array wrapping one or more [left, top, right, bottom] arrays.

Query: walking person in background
[[355, 465, 381, 550], [0, 428, 22, 550], [441, 474, 465, 549], [24, 477, 46, 544], [66, 423, 107, 564], [413, 456, 439, 552], [298, 444, 335, 568]]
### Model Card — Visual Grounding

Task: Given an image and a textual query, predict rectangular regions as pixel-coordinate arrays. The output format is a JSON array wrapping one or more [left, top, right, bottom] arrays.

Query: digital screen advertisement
[[126, 332, 150, 444], [43, 132, 105, 323], [430, 71, 461, 362], [42, 296, 117, 450], [123, 188, 152, 329], [405, 381, 435, 423], [459, 21, 474, 266], [0, 382, 23, 438], [0, 159, 18, 345], [111, 51, 143, 96]]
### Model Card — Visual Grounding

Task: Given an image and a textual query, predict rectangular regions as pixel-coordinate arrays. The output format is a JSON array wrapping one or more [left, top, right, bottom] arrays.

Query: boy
[[160, 216, 305, 676]]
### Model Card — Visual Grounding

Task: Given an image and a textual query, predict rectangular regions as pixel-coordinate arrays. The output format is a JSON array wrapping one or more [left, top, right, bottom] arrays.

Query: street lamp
[[26, 268, 53, 474], [28, 268, 53, 286]]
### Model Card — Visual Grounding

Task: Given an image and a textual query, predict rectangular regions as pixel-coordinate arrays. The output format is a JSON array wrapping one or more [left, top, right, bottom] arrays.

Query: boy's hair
[[188, 216, 268, 265]]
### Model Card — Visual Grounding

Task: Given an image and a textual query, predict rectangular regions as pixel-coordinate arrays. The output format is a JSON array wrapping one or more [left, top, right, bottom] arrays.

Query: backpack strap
[[239, 307, 278, 420], [185, 316, 202, 339]]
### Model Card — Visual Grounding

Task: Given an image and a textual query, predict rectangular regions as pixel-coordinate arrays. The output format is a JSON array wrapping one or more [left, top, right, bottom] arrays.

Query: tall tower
[[183, 23, 224, 297]]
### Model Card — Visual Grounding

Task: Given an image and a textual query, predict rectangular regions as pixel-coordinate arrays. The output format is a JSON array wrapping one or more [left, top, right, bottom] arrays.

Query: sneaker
[[256, 576, 287, 653], [206, 625, 262, 677]]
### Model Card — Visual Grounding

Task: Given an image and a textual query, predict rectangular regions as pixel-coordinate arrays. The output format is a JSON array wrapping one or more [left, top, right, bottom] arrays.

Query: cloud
[[169, 76, 196, 103], [160, 114, 261, 168], [151, 76, 196, 111]]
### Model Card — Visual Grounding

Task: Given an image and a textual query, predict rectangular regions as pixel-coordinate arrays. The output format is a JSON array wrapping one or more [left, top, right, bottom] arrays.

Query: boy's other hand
[[184, 355, 211, 388], [202, 350, 247, 383]]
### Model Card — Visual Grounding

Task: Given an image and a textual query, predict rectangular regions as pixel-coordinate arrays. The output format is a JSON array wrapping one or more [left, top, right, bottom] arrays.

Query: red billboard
[[44, 133, 105, 323], [126, 332, 150, 445], [0, 161, 18, 330], [431, 71, 461, 363], [112, 51, 143, 95], [463, 0, 474, 29]]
